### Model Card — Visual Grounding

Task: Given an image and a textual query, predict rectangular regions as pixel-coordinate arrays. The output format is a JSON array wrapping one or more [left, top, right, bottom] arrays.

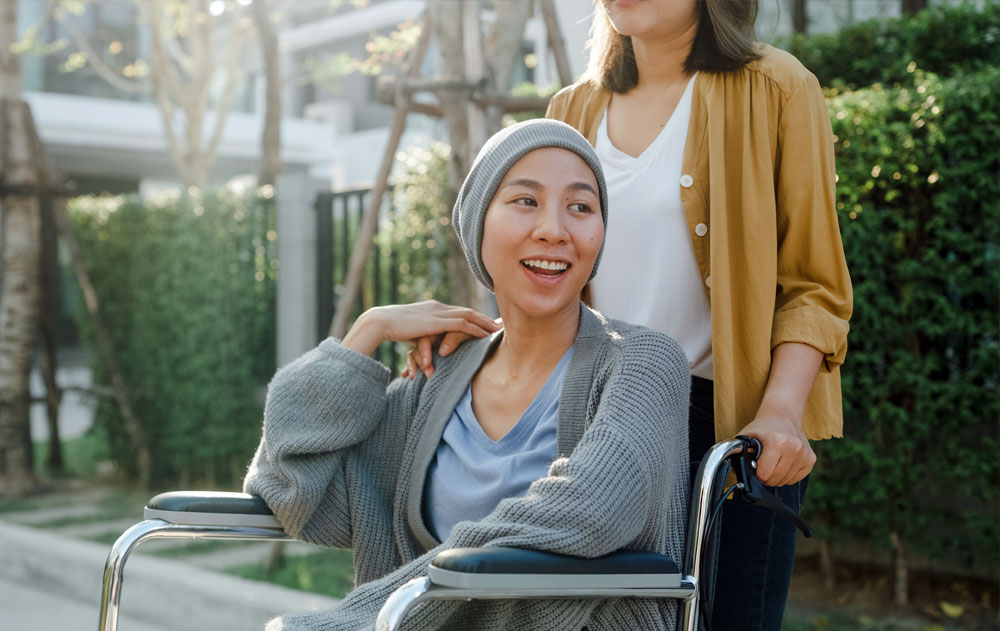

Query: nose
[[531, 199, 569, 244]]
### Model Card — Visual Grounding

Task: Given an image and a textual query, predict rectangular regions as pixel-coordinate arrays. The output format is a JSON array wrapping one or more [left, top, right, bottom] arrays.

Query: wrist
[[755, 394, 803, 424], [341, 309, 385, 356]]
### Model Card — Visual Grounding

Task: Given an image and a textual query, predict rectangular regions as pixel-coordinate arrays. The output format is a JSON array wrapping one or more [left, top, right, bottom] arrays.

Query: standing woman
[[544, 1, 852, 629]]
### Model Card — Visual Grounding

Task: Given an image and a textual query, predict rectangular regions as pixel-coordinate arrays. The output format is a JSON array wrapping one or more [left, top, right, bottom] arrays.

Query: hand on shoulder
[[342, 301, 501, 375]]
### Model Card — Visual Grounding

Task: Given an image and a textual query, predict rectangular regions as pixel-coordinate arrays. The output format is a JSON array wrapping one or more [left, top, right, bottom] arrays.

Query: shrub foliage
[[809, 66, 1000, 572], [789, 3, 1000, 574], [69, 189, 277, 489], [380, 141, 455, 305], [784, 2, 1000, 90]]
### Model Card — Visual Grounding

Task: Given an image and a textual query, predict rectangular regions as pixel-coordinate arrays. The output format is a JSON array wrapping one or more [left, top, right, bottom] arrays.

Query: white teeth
[[523, 259, 568, 271]]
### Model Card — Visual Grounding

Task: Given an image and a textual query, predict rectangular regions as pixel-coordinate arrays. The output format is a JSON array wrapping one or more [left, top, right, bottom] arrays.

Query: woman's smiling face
[[481, 147, 604, 320]]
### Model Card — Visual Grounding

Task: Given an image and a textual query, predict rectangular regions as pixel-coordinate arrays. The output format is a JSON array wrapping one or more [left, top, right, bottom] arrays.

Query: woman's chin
[[496, 290, 583, 323]]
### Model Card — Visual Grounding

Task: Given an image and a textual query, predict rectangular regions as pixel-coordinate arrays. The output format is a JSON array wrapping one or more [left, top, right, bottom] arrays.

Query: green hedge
[[806, 65, 1000, 571], [69, 189, 277, 489], [783, 2, 1000, 90], [774, 1, 1000, 577]]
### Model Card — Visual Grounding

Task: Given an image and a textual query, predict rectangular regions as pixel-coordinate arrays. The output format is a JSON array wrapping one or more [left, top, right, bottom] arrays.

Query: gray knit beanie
[[452, 118, 608, 292]]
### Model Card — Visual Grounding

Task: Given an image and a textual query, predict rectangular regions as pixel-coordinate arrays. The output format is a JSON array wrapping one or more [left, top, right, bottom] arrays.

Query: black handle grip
[[732, 435, 814, 538]]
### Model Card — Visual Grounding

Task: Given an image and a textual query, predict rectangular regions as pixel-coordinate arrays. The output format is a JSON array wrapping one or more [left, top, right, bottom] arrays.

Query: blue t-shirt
[[423, 346, 574, 542]]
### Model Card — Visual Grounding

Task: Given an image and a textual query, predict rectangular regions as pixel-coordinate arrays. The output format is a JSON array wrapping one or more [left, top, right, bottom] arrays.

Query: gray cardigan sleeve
[[446, 329, 689, 556], [243, 338, 400, 545], [288, 328, 691, 631]]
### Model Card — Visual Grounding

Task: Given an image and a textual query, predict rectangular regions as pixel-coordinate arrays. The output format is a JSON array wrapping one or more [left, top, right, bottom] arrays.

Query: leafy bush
[[806, 66, 1000, 572], [380, 141, 455, 305], [69, 188, 277, 488], [783, 2, 1000, 90]]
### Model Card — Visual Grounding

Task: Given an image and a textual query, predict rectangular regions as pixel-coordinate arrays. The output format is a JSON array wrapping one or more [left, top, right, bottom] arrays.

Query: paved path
[[0, 519, 339, 631]]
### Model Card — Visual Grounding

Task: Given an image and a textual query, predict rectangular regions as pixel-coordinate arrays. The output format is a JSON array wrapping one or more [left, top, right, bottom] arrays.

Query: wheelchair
[[98, 436, 811, 631]]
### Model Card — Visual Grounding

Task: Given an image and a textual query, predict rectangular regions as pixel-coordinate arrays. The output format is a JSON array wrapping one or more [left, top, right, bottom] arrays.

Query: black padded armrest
[[428, 548, 681, 589], [144, 491, 283, 529]]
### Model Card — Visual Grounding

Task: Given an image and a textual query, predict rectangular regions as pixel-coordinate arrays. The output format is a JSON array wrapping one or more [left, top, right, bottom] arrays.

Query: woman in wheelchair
[[243, 119, 691, 630]]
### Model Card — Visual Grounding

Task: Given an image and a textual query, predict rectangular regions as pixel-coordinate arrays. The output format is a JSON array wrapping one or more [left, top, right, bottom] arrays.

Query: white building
[[16, 0, 595, 194], [16, 0, 933, 196]]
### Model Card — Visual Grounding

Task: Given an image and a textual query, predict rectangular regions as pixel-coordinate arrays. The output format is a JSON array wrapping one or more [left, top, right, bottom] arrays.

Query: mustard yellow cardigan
[[546, 44, 853, 441]]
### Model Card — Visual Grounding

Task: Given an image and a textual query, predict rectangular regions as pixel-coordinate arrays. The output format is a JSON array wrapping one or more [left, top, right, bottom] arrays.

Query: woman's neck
[[490, 301, 580, 379], [630, 20, 699, 88]]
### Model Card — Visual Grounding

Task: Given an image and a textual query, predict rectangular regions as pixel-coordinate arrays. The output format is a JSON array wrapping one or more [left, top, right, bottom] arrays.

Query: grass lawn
[[226, 548, 356, 599]]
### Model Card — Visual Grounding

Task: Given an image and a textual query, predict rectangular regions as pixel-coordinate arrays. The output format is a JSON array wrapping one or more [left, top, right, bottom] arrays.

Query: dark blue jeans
[[689, 376, 806, 631]]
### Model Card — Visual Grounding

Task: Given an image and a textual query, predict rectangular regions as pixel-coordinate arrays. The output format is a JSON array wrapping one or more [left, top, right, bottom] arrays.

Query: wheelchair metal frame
[[98, 439, 746, 631]]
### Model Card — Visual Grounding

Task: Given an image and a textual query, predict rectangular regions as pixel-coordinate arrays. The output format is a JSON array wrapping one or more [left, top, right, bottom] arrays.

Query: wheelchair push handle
[[731, 435, 814, 538]]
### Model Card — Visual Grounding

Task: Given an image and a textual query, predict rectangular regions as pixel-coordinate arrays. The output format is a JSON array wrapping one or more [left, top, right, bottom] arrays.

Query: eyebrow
[[502, 178, 542, 191], [502, 178, 598, 197]]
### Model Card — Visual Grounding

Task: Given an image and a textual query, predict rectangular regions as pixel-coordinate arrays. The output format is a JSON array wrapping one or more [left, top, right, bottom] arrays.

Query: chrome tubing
[[376, 576, 433, 631], [97, 519, 288, 631], [375, 577, 698, 631], [680, 438, 746, 631]]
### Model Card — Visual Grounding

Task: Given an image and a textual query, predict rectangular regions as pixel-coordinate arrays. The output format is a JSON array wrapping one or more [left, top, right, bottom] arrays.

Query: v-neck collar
[[399, 304, 608, 552], [459, 345, 574, 451], [598, 72, 698, 165]]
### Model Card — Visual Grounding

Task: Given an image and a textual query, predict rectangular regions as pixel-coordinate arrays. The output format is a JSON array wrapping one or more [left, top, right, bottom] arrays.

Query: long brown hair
[[586, 0, 761, 93]]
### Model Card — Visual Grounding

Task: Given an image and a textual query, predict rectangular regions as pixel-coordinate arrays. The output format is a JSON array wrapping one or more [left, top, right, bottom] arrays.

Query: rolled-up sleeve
[[773, 74, 853, 371]]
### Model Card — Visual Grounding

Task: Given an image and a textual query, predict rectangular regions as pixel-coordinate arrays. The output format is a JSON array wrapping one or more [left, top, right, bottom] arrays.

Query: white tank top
[[591, 73, 713, 380]]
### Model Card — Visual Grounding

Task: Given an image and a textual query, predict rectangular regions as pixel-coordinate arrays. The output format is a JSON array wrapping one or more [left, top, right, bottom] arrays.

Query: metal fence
[[315, 186, 404, 371]]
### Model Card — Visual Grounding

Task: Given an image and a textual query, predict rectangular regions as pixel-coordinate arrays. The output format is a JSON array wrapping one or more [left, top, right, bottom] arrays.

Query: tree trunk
[[0, 0, 41, 498], [901, 0, 927, 16], [462, 1, 488, 150], [0, 103, 41, 499], [483, 1, 531, 133], [253, 0, 282, 188], [889, 531, 909, 607], [429, 1, 482, 311], [256, 0, 285, 561], [793, 0, 808, 34], [39, 197, 63, 472], [818, 537, 836, 590], [265, 541, 286, 573], [430, 1, 472, 175]]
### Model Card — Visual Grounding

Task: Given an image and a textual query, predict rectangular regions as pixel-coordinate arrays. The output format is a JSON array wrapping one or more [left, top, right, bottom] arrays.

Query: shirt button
[[705, 275, 712, 288], [695, 223, 708, 237], [680, 174, 694, 188]]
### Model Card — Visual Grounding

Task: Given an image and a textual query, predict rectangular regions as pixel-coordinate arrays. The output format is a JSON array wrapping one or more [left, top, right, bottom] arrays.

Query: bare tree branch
[[144, 0, 188, 108], [191, 0, 216, 121], [146, 12, 188, 185], [483, 0, 531, 131], [64, 21, 147, 94], [202, 19, 249, 175], [253, 0, 282, 186], [538, 0, 573, 87]]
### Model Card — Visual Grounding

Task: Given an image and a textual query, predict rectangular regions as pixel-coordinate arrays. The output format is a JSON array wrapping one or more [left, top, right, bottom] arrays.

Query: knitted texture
[[451, 119, 609, 292], [244, 306, 690, 630]]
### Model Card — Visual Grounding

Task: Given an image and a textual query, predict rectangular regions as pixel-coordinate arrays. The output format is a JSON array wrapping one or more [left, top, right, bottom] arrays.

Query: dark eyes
[[511, 197, 594, 214]]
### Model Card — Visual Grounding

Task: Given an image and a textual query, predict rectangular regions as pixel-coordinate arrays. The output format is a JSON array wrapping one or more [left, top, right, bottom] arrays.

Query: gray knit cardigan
[[243, 306, 691, 631]]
